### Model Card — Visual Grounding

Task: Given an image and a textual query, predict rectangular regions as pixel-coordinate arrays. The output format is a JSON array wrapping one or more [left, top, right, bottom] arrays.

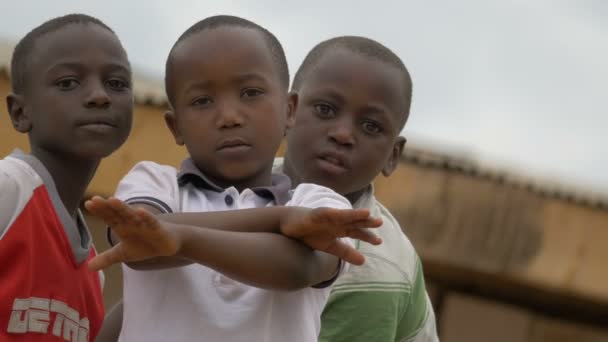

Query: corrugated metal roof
[[401, 146, 608, 210]]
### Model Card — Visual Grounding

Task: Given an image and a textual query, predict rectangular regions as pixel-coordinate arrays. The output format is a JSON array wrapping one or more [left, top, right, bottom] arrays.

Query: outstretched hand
[[280, 207, 383, 266], [84, 196, 181, 271]]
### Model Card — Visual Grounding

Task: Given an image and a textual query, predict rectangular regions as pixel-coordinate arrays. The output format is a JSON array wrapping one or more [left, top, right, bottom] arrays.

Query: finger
[[324, 241, 366, 266], [84, 196, 107, 215], [348, 217, 383, 230], [346, 228, 383, 245], [135, 208, 160, 229], [107, 197, 140, 225], [332, 209, 372, 225], [85, 197, 122, 226], [314, 208, 370, 225], [87, 245, 126, 271], [83, 199, 97, 215], [84, 195, 104, 210]]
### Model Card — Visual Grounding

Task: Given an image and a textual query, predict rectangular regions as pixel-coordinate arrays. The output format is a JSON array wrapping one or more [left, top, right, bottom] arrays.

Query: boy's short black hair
[[292, 36, 412, 128], [165, 15, 289, 107], [10, 13, 118, 94]]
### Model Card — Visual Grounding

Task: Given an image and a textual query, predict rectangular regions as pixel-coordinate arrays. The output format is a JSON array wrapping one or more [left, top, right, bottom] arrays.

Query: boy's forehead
[[303, 48, 409, 122], [169, 27, 279, 84], [312, 49, 404, 85], [173, 27, 266, 58], [30, 23, 128, 70]]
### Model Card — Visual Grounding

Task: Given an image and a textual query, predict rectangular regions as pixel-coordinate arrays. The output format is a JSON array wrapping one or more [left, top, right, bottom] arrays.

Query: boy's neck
[[31, 146, 99, 218], [343, 188, 368, 205], [205, 169, 273, 193], [231, 175, 273, 193]]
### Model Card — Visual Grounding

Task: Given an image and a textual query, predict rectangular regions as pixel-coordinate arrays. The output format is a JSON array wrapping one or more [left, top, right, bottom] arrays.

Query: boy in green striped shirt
[[277, 36, 438, 341]]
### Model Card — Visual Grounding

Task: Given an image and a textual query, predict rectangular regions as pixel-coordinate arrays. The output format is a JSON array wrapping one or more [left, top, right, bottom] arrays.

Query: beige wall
[[373, 165, 608, 306], [435, 292, 608, 342]]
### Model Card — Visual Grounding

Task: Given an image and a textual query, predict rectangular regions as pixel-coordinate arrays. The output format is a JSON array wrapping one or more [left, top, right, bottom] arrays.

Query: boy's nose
[[85, 82, 110, 108], [216, 103, 245, 129], [328, 122, 355, 147]]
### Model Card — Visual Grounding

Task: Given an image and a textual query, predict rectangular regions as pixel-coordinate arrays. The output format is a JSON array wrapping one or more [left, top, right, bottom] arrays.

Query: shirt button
[[225, 195, 234, 206]]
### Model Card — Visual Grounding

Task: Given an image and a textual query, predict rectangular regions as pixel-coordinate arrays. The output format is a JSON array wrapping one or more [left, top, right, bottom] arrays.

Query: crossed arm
[[86, 197, 382, 290]]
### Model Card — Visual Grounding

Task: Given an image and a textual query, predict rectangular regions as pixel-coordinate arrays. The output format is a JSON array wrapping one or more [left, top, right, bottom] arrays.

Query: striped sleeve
[[114, 161, 180, 214], [319, 257, 438, 342], [319, 281, 408, 341], [397, 258, 439, 342]]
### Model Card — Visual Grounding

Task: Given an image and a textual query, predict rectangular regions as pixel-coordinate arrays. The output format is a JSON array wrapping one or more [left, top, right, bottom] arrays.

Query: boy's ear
[[6, 93, 31, 133], [285, 91, 298, 132], [382, 136, 406, 177], [164, 110, 184, 146]]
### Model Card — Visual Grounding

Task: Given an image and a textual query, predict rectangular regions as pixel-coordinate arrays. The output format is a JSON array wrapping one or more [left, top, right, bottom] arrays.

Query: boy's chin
[[308, 176, 361, 197], [72, 143, 123, 161]]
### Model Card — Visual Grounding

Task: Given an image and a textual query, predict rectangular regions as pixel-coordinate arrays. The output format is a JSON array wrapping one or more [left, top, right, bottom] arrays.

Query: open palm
[[281, 207, 383, 265], [84, 196, 181, 271]]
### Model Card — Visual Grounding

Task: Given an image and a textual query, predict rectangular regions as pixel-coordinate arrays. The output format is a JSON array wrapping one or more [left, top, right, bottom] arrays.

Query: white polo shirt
[[114, 159, 353, 342]]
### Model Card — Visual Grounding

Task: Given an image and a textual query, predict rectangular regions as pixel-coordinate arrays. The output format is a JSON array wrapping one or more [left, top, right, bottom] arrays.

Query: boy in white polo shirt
[[85, 16, 384, 342]]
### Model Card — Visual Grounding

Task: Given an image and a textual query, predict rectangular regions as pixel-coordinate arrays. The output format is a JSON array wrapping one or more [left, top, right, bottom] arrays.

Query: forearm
[[124, 205, 293, 270], [174, 223, 339, 290], [158, 207, 291, 233]]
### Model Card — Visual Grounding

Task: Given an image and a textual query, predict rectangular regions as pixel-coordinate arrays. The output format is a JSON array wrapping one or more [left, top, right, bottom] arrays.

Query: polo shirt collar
[[177, 158, 292, 205]]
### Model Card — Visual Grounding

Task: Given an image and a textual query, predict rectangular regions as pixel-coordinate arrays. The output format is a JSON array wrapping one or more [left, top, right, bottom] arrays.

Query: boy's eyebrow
[[311, 87, 346, 106], [361, 103, 390, 115], [234, 72, 270, 84], [183, 80, 212, 94]]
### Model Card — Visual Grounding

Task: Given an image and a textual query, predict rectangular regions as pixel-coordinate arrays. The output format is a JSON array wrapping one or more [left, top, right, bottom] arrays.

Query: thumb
[[325, 240, 366, 266], [88, 245, 126, 271]]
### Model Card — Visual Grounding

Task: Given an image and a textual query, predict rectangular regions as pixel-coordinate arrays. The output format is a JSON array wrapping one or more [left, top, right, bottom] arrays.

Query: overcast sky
[[1, 0, 606, 194]]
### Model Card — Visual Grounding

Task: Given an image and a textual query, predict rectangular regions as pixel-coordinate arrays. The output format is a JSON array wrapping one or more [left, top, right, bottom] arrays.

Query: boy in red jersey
[[0, 14, 133, 341]]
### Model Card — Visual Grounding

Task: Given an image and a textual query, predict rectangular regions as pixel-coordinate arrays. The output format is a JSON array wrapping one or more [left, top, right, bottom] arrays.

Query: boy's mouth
[[320, 155, 343, 166], [316, 151, 349, 174], [217, 138, 251, 152], [77, 116, 118, 126], [76, 118, 118, 133]]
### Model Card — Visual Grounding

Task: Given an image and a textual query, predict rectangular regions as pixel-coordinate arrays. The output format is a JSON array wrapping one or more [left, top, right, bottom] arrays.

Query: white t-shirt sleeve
[[287, 183, 355, 285], [114, 161, 180, 214], [0, 167, 21, 239], [287, 183, 352, 210], [0, 158, 41, 240]]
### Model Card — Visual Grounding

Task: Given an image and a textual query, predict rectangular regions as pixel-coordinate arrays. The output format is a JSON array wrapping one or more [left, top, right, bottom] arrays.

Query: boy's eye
[[241, 88, 264, 98], [361, 120, 383, 135], [192, 96, 213, 106], [107, 78, 130, 91], [313, 103, 336, 119], [55, 78, 79, 90]]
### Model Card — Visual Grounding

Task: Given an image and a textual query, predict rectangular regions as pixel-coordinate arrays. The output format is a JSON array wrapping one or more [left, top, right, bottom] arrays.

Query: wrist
[[279, 206, 309, 237], [277, 206, 293, 234], [168, 222, 192, 258]]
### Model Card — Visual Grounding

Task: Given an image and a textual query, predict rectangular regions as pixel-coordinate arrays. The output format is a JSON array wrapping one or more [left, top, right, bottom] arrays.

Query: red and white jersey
[[0, 151, 104, 341]]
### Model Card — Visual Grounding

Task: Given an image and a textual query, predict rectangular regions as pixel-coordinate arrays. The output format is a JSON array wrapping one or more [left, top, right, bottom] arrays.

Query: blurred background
[[1, 1, 607, 340]]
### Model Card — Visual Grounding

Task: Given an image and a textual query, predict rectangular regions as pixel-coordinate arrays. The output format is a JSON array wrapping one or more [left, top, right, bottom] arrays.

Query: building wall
[[374, 162, 608, 340], [374, 164, 608, 305]]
